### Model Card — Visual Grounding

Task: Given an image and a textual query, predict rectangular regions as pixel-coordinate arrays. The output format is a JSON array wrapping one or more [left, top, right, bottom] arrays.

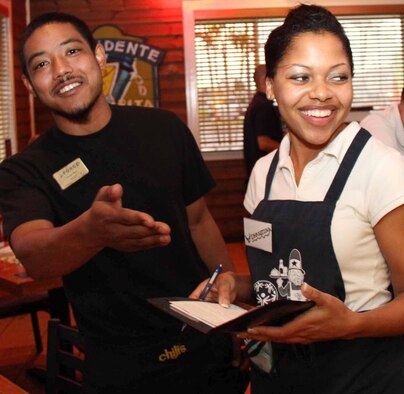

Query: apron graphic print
[[253, 248, 308, 305]]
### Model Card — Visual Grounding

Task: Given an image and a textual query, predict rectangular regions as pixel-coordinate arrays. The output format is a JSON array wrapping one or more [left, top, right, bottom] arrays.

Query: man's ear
[[265, 77, 274, 101], [94, 43, 107, 69], [21, 74, 37, 97]]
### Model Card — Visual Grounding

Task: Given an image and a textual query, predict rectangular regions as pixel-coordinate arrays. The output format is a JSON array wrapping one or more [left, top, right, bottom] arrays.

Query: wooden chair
[[0, 290, 49, 353], [45, 318, 85, 394]]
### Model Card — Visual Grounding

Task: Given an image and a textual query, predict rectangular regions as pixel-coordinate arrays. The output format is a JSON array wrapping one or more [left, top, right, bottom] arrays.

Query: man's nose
[[52, 56, 73, 80]]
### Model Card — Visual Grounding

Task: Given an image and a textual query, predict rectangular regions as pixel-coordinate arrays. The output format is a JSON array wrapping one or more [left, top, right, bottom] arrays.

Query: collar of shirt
[[277, 121, 362, 172]]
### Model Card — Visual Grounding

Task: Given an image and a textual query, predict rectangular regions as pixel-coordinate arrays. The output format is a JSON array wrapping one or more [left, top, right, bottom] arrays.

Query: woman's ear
[[265, 77, 274, 101]]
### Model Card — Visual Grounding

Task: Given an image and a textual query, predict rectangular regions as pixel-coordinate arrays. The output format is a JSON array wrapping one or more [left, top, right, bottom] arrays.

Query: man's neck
[[53, 97, 112, 136]]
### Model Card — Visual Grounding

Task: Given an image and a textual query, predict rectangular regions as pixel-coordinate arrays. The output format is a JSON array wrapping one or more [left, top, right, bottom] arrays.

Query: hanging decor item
[[93, 25, 165, 108]]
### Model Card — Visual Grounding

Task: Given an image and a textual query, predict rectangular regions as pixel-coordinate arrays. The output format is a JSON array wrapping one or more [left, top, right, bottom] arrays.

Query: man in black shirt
[[0, 12, 248, 393], [243, 64, 283, 177]]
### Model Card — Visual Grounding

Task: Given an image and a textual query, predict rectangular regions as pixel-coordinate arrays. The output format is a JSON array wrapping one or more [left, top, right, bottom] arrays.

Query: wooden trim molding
[[195, 5, 404, 20]]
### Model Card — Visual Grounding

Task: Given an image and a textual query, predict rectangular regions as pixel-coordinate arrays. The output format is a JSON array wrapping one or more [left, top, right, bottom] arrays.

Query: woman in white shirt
[[191, 4, 404, 393]]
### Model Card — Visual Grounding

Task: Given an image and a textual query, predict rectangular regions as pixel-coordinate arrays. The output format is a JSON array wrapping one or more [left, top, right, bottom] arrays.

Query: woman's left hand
[[237, 282, 359, 344]]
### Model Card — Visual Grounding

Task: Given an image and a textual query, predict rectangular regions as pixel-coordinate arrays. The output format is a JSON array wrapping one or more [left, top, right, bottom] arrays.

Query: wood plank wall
[[15, 0, 248, 241], [205, 159, 248, 242], [10, 0, 31, 151]]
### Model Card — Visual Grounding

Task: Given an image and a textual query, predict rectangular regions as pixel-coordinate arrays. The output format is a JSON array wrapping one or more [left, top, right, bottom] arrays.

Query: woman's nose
[[308, 80, 332, 102]]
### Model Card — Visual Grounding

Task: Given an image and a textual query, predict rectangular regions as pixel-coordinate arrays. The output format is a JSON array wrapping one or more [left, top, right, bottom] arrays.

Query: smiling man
[[22, 21, 110, 131], [0, 12, 248, 394]]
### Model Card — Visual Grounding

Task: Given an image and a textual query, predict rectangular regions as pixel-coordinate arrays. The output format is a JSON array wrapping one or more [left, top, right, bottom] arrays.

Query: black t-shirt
[[0, 105, 215, 341], [243, 91, 283, 176]]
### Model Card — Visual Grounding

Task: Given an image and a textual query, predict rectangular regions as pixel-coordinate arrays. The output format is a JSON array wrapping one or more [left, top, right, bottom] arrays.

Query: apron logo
[[253, 280, 278, 305], [270, 249, 308, 301], [158, 344, 187, 362], [245, 227, 271, 243], [253, 249, 308, 305], [244, 218, 272, 253]]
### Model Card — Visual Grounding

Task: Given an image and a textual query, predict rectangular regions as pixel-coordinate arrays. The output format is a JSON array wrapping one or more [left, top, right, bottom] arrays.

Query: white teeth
[[302, 109, 331, 118], [59, 82, 80, 94]]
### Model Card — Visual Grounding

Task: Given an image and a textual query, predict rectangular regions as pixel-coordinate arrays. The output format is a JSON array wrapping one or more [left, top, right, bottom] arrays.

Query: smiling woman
[[220, 4, 404, 394]]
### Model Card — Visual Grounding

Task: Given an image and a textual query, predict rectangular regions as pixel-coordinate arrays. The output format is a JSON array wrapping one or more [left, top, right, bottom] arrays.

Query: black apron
[[247, 128, 404, 394]]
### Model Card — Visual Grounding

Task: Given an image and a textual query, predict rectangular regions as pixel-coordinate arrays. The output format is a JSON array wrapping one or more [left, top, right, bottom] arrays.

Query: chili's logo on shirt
[[93, 25, 165, 108], [158, 344, 188, 362]]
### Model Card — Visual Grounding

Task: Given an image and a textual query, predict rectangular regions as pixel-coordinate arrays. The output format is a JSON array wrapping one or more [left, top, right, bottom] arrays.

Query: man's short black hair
[[19, 12, 97, 77]]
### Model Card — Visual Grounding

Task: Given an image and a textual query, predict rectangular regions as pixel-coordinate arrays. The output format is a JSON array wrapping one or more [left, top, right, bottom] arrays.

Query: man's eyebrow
[[27, 38, 85, 67]]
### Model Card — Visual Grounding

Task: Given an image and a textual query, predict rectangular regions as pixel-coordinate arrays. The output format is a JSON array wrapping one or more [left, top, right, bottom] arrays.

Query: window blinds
[[195, 14, 404, 153], [0, 15, 13, 161]]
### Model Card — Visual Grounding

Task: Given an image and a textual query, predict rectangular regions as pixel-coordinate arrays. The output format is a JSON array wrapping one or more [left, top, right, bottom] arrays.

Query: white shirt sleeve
[[244, 153, 274, 214], [360, 104, 403, 153]]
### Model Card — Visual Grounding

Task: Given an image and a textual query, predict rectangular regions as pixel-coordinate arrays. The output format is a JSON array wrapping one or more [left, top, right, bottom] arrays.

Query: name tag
[[53, 158, 89, 190], [244, 217, 272, 253]]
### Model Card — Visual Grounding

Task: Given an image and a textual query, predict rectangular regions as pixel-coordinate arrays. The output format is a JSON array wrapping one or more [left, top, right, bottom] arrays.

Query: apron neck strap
[[264, 128, 371, 202], [324, 128, 371, 204], [264, 150, 280, 199]]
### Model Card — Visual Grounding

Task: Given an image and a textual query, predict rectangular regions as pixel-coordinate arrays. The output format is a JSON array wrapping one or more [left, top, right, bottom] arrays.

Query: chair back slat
[[46, 318, 85, 394], [56, 376, 82, 393], [57, 351, 85, 370]]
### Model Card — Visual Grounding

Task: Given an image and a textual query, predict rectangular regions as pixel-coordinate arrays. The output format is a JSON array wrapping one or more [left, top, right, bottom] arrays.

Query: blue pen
[[199, 264, 223, 300], [181, 264, 223, 332]]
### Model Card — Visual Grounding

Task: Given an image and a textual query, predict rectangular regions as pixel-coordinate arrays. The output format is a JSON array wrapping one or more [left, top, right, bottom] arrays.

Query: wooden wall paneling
[[117, 21, 184, 37], [11, 0, 30, 152], [123, 0, 181, 8], [205, 160, 248, 242]]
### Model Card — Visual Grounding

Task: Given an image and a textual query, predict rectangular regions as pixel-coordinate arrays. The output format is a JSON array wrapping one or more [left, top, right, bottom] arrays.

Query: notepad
[[148, 297, 314, 334], [169, 301, 247, 327]]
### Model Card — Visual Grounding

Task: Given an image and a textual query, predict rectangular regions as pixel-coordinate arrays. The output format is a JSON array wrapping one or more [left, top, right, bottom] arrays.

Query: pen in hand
[[199, 264, 223, 300], [181, 264, 223, 332]]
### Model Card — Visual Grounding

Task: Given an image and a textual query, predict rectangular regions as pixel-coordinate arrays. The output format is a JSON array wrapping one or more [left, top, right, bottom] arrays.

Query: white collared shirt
[[244, 122, 404, 312], [361, 104, 404, 155]]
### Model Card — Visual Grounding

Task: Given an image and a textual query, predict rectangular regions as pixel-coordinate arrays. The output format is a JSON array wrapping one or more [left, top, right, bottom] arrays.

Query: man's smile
[[58, 81, 81, 94]]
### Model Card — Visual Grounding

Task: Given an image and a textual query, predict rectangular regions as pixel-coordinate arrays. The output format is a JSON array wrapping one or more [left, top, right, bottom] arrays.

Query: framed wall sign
[[93, 25, 165, 108]]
